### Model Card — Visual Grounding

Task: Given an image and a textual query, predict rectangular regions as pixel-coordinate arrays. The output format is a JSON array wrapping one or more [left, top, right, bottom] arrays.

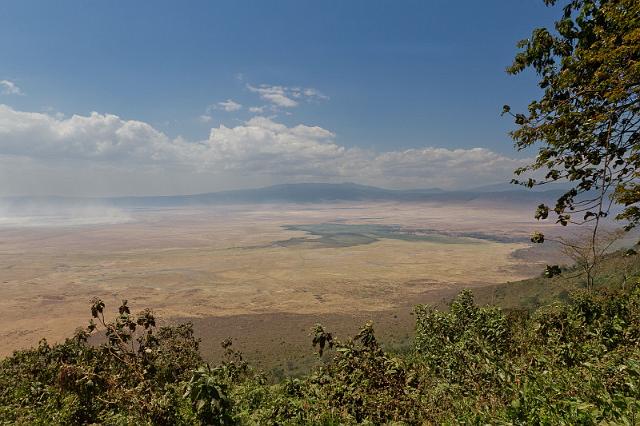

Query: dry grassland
[[0, 201, 555, 362]]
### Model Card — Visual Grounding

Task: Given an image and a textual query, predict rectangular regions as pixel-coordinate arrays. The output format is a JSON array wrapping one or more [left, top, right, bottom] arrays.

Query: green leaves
[[90, 298, 104, 319], [535, 204, 550, 220], [506, 0, 640, 229], [532, 231, 546, 243], [311, 324, 334, 357], [354, 321, 377, 349], [5, 285, 640, 424], [414, 290, 513, 386], [118, 299, 130, 315], [307, 321, 413, 424], [544, 264, 562, 278], [184, 365, 233, 425], [136, 308, 156, 330]]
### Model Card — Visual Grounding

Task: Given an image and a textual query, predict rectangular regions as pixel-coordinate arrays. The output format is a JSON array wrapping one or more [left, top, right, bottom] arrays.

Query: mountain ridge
[[0, 182, 567, 207]]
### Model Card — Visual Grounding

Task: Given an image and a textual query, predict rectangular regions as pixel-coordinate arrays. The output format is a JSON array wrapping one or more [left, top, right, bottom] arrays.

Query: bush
[[2, 287, 640, 424]]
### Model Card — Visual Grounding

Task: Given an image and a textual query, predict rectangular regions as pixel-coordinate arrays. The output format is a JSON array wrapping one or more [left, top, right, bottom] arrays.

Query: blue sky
[[0, 1, 558, 196]]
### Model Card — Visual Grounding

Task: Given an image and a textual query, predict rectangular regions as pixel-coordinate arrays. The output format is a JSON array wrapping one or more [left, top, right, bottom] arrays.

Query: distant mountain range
[[0, 182, 569, 208]]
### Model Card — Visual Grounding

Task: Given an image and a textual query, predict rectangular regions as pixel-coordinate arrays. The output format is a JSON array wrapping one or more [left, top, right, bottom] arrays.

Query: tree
[[621, 245, 638, 290], [557, 228, 623, 290], [504, 0, 640, 238]]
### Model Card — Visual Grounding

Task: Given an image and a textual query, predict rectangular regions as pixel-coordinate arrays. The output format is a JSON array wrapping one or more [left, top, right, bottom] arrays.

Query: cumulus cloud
[[0, 80, 23, 95], [216, 99, 242, 112], [0, 105, 174, 162], [298, 87, 329, 101], [249, 106, 267, 114], [247, 84, 298, 108], [0, 104, 528, 195], [246, 84, 328, 109]]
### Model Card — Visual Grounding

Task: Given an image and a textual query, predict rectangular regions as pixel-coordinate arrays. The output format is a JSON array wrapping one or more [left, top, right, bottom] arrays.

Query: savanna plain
[[0, 200, 560, 374]]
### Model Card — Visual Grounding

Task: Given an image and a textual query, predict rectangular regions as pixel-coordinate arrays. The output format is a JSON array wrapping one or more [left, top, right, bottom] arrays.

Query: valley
[[0, 199, 558, 365]]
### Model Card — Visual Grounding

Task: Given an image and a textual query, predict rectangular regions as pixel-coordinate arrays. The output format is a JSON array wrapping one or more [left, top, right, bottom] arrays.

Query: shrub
[[2, 287, 640, 424]]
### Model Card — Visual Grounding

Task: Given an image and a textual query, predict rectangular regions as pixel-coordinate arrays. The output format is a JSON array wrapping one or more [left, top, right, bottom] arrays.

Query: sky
[[0, 1, 559, 196]]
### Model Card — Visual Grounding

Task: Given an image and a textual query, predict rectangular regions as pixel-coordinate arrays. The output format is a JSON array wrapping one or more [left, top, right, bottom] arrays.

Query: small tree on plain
[[556, 228, 624, 291]]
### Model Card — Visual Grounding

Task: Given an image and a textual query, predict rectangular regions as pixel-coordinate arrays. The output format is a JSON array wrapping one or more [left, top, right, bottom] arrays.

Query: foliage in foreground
[[2, 281, 640, 424]]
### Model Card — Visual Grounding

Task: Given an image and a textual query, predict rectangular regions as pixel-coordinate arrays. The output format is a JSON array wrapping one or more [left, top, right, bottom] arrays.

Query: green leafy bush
[[2, 286, 640, 424]]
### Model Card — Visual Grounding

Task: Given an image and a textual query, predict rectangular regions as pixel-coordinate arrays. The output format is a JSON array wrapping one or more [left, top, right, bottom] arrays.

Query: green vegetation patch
[[3, 275, 640, 424]]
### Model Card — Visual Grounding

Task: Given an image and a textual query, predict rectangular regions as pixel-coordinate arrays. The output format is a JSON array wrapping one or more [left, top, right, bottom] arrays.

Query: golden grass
[[0, 201, 553, 356]]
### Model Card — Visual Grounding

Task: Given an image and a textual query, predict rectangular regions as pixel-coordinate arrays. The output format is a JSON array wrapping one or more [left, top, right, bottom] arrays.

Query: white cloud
[[249, 106, 267, 114], [199, 99, 241, 122], [299, 87, 329, 101], [42, 107, 65, 120], [246, 84, 328, 110], [216, 99, 242, 112], [0, 104, 528, 195], [0, 80, 23, 95], [247, 84, 298, 108], [0, 105, 178, 163]]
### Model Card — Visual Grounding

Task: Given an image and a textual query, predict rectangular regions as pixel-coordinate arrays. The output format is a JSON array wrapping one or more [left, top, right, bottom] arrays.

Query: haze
[[0, 2, 581, 368]]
